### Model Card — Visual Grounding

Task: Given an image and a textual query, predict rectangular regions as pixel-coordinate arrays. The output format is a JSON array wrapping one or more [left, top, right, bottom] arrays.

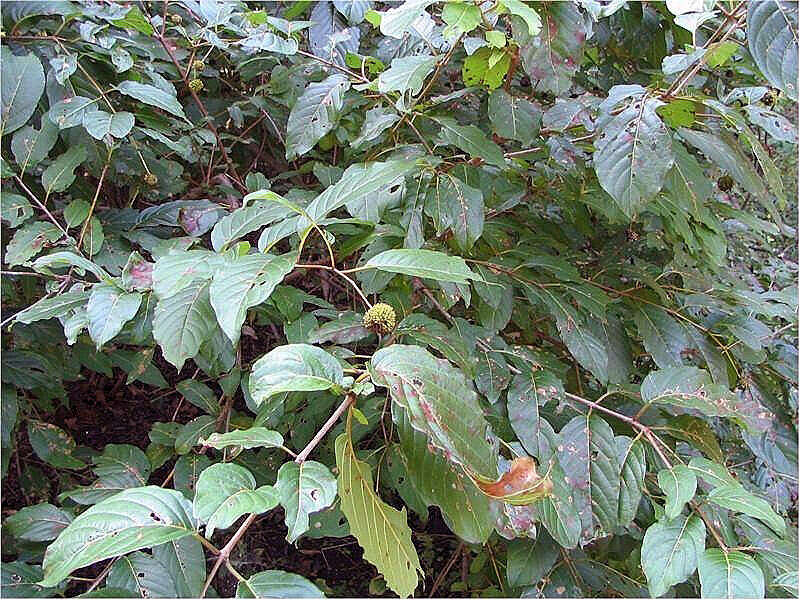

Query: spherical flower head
[[717, 175, 734, 192], [188, 78, 204, 93], [193, 60, 205, 72], [144, 172, 158, 186], [363, 303, 396, 335], [170, 13, 182, 24]]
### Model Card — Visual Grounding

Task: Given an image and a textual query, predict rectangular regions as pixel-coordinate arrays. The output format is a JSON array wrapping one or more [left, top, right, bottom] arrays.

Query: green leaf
[[201, 427, 284, 450], [747, 1, 798, 100], [351, 107, 400, 148], [48, 96, 95, 130], [707, 485, 786, 537], [107, 552, 178, 598], [556, 315, 609, 383], [442, 2, 482, 39], [634, 305, 689, 368], [769, 571, 798, 596], [507, 370, 562, 459], [394, 404, 494, 544], [209, 253, 294, 345], [13, 289, 90, 325], [210, 196, 292, 251], [82, 110, 135, 140], [658, 465, 697, 520], [640, 367, 753, 426], [174, 416, 216, 455], [641, 514, 706, 597], [41, 146, 88, 195], [488, 89, 541, 143], [379, 0, 436, 38], [687, 456, 738, 489], [429, 172, 485, 251], [40, 487, 197, 587], [59, 444, 152, 505], [4, 222, 63, 266], [506, 533, 559, 588], [1, 385, 18, 448], [112, 6, 154, 35], [705, 40, 738, 68], [584, 415, 622, 532], [151, 250, 220, 298], [364, 249, 481, 283], [194, 462, 279, 537], [153, 278, 216, 371], [1, 193, 32, 228], [432, 116, 506, 167], [594, 89, 673, 217], [63, 199, 90, 228], [658, 98, 696, 128], [533, 461, 582, 548], [286, 74, 350, 159], [377, 55, 438, 95], [117, 81, 186, 119], [4, 503, 72, 542], [2, 561, 53, 598], [501, 0, 542, 35], [616, 436, 646, 527], [663, 416, 725, 463], [486, 30, 506, 47], [32, 251, 112, 283], [11, 118, 58, 170], [176, 380, 220, 415], [275, 460, 338, 543], [304, 159, 418, 223], [86, 283, 142, 349], [81, 216, 104, 256], [236, 570, 324, 598], [678, 128, 769, 201], [1, 48, 45, 135], [517, 1, 588, 95], [371, 344, 497, 481], [152, 536, 206, 598], [698, 549, 765, 599], [27, 421, 85, 469], [308, 312, 370, 345], [335, 429, 422, 598], [249, 344, 344, 405]]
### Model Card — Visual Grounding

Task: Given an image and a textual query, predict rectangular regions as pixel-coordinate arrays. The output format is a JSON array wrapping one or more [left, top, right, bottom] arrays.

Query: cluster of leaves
[[1, 0, 798, 598]]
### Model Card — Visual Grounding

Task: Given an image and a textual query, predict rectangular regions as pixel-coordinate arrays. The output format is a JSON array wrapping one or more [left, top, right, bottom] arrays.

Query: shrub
[[1, 1, 797, 598]]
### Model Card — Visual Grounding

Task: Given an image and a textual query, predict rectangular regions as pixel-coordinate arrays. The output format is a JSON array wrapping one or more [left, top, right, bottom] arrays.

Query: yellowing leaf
[[335, 412, 421, 598]]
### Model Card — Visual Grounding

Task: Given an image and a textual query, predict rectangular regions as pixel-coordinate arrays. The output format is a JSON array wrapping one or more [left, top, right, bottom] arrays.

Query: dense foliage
[[1, 0, 798, 598]]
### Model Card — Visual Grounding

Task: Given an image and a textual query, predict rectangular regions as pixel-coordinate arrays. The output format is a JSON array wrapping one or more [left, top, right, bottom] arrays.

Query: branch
[[565, 390, 730, 550], [13, 175, 69, 238], [294, 392, 355, 464], [148, 17, 245, 192], [77, 161, 109, 249], [200, 513, 256, 597]]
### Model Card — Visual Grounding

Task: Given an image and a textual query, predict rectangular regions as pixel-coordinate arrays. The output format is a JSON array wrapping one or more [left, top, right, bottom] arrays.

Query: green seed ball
[[363, 303, 396, 335]]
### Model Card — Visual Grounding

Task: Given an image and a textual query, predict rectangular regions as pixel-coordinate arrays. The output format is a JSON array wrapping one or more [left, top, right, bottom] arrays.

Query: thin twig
[[85, 558, 117, 594], [294, 393, 356, 464], [296, 49, 370, 83], [666, 3, 746, 97], [77, 161, 109, 249], [201, 513, 257, 597], [147, 14, 245, 191], [430, 543, 464, 597], [13, 176, 69, 237]]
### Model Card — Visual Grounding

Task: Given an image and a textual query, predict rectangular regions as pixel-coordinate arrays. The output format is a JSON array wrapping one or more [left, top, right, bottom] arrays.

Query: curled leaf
[[475, 456, 553, 505]]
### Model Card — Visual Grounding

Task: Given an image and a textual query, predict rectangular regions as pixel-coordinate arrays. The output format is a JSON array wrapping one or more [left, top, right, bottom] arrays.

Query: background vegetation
[[1, 0, 797, 598]]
